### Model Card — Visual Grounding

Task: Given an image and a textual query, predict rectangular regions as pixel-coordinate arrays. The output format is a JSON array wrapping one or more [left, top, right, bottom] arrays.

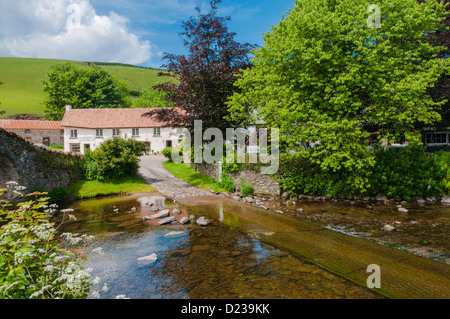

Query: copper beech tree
[[146, 0, 256, 134]]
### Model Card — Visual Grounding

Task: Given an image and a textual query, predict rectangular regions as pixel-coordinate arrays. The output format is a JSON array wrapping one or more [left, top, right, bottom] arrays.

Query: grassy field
[[67, 175, 157, 200], [0, 57, 170, 117], [163, 160, 229, 193]]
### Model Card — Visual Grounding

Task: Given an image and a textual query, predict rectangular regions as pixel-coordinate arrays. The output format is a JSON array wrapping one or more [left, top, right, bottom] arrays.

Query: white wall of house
[[64, 127, 183, 155]]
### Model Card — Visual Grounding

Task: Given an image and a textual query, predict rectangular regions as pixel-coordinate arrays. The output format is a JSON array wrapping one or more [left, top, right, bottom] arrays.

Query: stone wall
[[0, 128, 84, 195], [193, 163, 281, 197], [7, 129, 64, 146]]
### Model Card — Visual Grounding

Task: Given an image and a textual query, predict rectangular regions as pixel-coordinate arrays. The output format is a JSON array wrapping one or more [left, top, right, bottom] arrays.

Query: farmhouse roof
[[60, 108, 184, 129], [0, 119, 62, 130]]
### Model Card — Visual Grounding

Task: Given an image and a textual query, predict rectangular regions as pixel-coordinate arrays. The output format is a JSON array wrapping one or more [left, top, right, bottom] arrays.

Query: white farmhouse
[[60, 106, 184, 155]]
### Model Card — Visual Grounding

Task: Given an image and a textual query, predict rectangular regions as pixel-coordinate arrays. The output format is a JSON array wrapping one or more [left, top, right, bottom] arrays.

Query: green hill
[[0, 57, 170, 118]]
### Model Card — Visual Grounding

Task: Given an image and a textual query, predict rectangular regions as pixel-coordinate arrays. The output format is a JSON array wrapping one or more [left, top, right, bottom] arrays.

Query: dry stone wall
[[193, 162, 281, 196], [0, 128, 84, 193]]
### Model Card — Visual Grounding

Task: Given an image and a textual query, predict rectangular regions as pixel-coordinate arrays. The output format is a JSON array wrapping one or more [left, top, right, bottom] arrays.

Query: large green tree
[[228, 0, 450, 192], [134, 82, 175, 108], [43, 63, 131, 120]]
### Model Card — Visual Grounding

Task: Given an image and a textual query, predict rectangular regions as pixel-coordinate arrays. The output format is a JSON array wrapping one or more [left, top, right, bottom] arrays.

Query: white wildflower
[[91, 247, 104, 256], [92, 276, 101, 285], [102, 283, 109, 292], [60, 209, 74, 213]]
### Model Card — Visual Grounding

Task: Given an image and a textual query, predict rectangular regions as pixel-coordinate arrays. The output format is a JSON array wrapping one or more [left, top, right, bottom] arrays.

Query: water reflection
[[55, 195, 382, 299]]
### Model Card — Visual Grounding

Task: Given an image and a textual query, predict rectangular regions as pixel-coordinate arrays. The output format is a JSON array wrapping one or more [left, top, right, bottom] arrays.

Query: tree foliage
[[228, 0, 450, 192], [84, 138, 146, 181], [419, 0, 450, 128], [134, 84, 175, 108], [43, 63, 131, 120], [146, 0, 255, 133]]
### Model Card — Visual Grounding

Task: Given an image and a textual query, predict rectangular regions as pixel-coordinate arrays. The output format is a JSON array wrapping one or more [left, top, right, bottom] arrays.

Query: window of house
[[166, 140, 173, 148], [60, 137, 64, 144], [426, 133, 447, 144], [132, 128, 140, 136], [154, 127, 161, 136], [113, 129, 120, 137], [43, 137, 50, 146], [60, 130, 64, 135], [70, 144, 81, 153], [70, 130, 78, 138], [24, 129, 31, 134], [96, 129, 104, 138]]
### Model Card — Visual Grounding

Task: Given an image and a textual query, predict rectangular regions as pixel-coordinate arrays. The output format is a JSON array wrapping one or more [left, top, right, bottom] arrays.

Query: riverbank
[[67, 175, 157, 200]]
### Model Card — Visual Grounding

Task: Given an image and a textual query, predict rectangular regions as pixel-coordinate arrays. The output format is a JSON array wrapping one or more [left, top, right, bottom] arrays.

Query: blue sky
[[0, 0, 295, 69]]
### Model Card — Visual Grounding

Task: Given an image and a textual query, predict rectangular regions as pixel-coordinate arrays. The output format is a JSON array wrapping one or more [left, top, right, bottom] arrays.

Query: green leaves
[[84, 138, 146, 181], [43, 62, 131, 120], [228, 0, 450, 192]]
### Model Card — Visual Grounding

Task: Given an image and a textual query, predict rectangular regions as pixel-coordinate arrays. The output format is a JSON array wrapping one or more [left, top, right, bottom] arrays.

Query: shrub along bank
[[277, 145, 449, 200]]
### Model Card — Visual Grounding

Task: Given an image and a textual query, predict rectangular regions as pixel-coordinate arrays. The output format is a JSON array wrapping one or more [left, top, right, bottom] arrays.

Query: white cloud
[[0, 0, 157, 65]]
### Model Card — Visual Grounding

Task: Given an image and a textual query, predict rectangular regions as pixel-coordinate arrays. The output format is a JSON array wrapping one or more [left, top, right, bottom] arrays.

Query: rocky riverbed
[[220, 192, 450, 264]]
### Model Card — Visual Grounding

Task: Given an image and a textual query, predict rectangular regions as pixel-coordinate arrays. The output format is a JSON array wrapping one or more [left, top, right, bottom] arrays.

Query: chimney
[[65, 105, 72, 111]]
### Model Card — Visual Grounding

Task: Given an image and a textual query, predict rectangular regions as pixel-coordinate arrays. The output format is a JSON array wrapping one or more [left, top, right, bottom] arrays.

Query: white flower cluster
[[61, 233, 95, 246], [30, 223, 56, 241], [5, 181, 26, 198]]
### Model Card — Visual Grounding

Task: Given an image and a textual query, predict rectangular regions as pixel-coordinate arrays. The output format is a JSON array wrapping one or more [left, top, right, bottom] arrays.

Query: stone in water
[[137, 253, 157, 262]]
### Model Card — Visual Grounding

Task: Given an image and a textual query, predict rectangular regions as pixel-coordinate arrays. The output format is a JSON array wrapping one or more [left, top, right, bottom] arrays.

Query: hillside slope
[[0, 57, 169, 118]]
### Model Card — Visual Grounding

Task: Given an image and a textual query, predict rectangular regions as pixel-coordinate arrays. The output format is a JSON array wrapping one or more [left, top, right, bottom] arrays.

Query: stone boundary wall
[[193, 162, 281, 197], [7, 128, 64, 146], [0, 128, 84, 194]]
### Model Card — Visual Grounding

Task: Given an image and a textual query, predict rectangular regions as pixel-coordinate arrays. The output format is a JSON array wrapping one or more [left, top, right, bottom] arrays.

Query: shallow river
[[54, 194, 449, 299]]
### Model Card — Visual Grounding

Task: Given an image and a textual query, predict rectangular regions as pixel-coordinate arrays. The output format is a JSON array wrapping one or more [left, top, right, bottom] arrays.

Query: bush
[[219, 172, 236, 193], [84, 138, 146, 181], [240, 180, 254, 197], [276, 153, 333, 196], [48, 187, 67, 203], [162, 147, 173, 161], [0, 183, 96, 299], [367, 145, 447, 199], [435, 151, 450, 194]]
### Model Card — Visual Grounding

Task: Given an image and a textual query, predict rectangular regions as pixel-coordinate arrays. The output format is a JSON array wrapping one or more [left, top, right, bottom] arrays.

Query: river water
[[54, 193, 449, 299]]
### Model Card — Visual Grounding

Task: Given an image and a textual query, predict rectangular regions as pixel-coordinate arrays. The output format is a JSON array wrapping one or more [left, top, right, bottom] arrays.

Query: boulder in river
[[196, 217, 211, 227], [137, 253, 158, 262], [441, 195, 450, 205], [398, 207, 409, 214], [165, 231, 188, 237], [158, 216, 176, 225], [383, 224, 395, 232], [151, 209, 171, 219], [180, 217, 191, 225], [172, 208, 182, 215]]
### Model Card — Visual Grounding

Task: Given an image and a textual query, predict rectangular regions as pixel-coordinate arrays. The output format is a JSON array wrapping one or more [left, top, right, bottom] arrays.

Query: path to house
[[138, 155, 213, 201]]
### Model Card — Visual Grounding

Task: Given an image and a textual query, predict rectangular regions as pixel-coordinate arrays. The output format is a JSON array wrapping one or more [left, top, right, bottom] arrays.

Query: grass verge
[[163, 161, 229, 193], [67, 175, 157, 200]]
